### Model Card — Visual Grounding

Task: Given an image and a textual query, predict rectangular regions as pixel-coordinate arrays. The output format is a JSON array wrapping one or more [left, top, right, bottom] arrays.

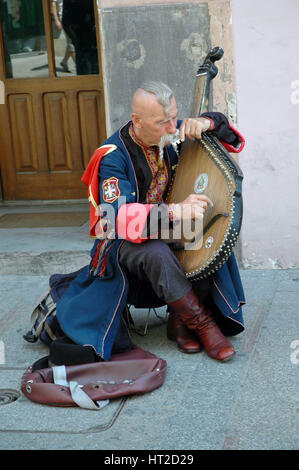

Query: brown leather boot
[[168, 289, 235, 362], [167, 310, 201, 353]]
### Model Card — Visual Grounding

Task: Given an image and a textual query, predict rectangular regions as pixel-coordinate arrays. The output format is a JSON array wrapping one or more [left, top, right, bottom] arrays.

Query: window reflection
[[51, 0, 76, 75], [62, 0, 99, 75], [0, 0, 99, 78], [0, 0, 48, 78]]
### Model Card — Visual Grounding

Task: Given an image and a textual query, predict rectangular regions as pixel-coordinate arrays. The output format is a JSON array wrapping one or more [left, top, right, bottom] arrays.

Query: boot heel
[[166, 312, 201, 353]]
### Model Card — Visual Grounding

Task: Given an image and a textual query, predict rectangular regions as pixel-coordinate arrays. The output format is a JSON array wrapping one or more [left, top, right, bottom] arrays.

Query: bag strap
[[30, 290, 56, 339], [52, 365, 109, 410]]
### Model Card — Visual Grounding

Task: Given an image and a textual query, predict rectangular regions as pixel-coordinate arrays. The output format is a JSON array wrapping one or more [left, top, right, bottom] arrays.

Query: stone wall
[[97, 0, 235, 134]]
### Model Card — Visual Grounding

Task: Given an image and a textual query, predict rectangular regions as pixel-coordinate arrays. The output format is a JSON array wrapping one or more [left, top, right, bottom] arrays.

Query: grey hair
[[139, 80, 174, 114]]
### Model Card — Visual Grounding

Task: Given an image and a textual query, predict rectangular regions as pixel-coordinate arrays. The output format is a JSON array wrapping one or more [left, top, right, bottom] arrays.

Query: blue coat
[[56, 119, 246, 361]]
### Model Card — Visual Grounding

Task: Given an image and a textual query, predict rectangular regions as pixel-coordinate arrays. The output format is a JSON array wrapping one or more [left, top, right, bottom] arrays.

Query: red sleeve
[[220, 123, 245, 154], [201, 112, 245, 154], [116, 203, 156, 243], [81, 144, 118, 238]]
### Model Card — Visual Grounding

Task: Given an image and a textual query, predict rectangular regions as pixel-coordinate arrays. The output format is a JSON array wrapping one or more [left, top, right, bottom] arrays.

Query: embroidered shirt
[[129, 124, 168, 204]]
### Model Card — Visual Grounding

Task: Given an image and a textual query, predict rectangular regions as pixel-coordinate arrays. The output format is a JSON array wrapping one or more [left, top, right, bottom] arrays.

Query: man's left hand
[[179, 117, 212, 142]]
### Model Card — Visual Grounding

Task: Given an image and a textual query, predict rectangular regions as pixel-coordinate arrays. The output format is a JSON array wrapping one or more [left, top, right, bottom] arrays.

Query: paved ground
[[0, 202, 298, 451]]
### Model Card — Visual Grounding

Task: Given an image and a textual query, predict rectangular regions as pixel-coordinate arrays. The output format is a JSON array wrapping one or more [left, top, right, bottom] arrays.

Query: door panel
[[44, 92, 72, 171], [0, 0, 106, 200], [8, 93, 38, 172]]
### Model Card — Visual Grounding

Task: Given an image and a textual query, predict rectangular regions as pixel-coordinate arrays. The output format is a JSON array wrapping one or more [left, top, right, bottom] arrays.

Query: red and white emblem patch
[[102, 177, 120, 203]]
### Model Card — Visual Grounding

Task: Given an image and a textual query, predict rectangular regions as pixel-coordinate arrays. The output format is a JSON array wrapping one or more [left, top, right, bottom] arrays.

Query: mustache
[[158, 129, 180, 148], [158, 129, 180, 162]]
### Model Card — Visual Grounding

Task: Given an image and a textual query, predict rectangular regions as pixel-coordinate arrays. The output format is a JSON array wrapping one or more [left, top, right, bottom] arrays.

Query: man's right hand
[[171, 194, 213, 220]]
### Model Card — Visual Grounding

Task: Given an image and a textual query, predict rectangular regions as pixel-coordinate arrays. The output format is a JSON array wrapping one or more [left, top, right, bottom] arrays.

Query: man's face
[[133, 96, 178, 146]]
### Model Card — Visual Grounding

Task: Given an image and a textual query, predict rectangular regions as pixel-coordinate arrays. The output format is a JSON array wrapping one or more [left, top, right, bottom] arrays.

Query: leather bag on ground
[[21, 347, 167, 409]]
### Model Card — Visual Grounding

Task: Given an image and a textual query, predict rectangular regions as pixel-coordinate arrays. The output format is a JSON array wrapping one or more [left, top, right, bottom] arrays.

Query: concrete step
[[0, 202, 93, 275]]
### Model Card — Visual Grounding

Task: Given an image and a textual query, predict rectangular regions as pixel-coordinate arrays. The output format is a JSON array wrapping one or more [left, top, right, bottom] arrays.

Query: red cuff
[[220, 123, 245, 153], [204, 117, 215, 131], [116, 203, 155, 243]]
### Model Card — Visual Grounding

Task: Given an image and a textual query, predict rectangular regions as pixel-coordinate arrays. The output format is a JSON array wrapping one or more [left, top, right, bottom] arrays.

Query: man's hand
[[172, 194, 213, 220], [179, 117, 212, 142]]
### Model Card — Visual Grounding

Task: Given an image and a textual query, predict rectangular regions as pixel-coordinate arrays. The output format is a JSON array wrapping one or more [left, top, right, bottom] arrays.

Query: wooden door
[[0, 0, 106, 200]]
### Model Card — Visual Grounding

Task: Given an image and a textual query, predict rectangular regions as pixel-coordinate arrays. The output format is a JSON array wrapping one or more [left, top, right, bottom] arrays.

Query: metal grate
[[0, 389, 20, 405]]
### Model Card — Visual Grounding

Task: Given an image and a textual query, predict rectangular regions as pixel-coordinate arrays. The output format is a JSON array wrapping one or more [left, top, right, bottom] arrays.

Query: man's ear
[[131, 113, 142, 129]]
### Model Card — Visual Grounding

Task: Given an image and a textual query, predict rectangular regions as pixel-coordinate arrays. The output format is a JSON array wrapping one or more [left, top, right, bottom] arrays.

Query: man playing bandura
[[56, 81, 245, 362]]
